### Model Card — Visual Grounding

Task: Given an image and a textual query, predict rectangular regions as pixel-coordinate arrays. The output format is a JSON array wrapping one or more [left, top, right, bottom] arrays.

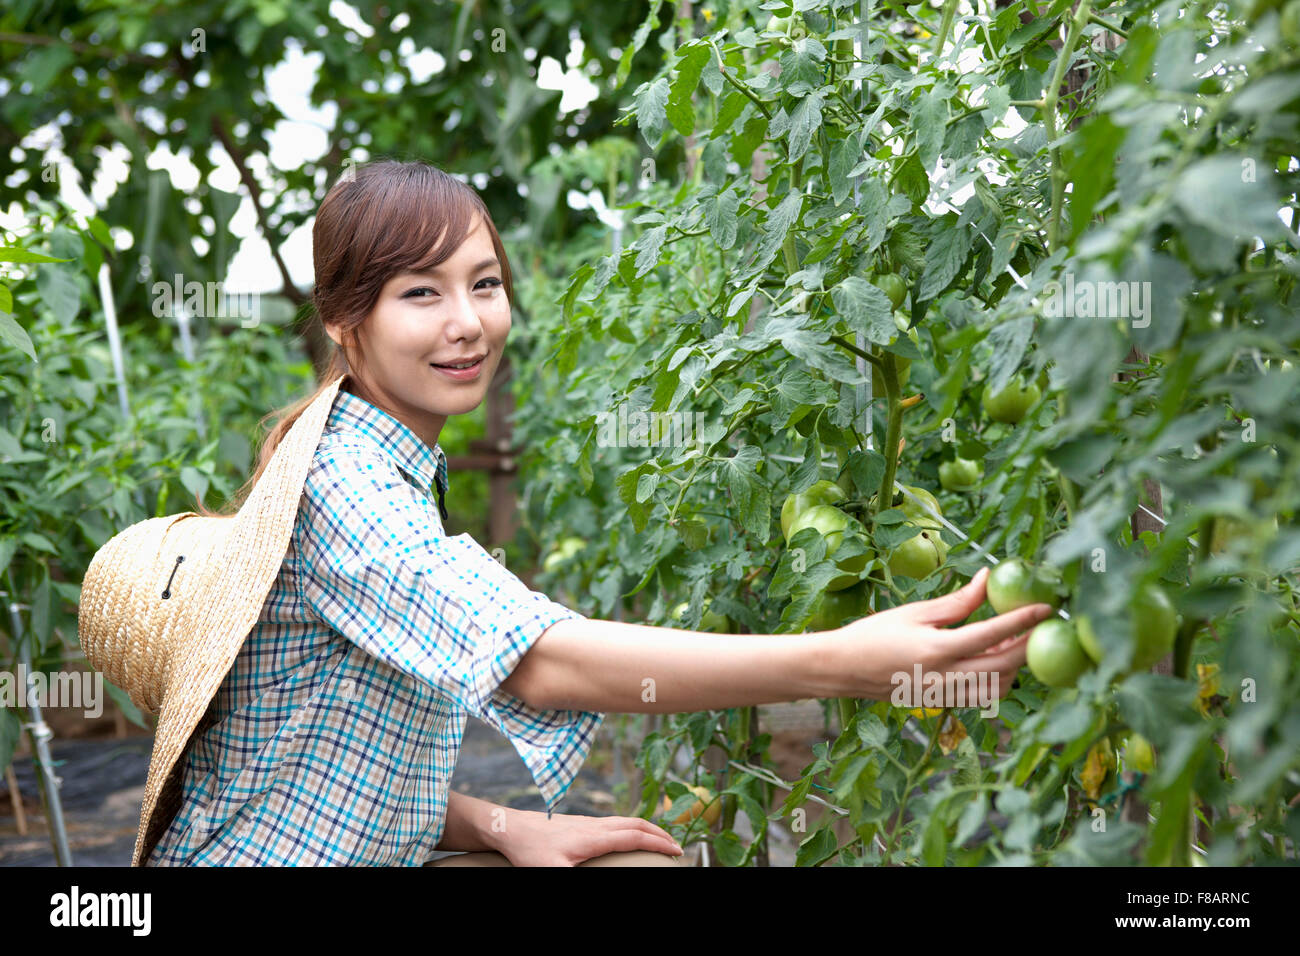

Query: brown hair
[[197, 159, 515, 517]]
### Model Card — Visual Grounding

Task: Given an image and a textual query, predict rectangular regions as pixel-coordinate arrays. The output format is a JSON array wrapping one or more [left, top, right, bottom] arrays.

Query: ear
[[321, 320, 344, 349]]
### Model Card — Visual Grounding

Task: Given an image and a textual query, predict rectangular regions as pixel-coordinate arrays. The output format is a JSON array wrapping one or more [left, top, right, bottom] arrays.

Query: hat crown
[[78, 513, 235, 715]]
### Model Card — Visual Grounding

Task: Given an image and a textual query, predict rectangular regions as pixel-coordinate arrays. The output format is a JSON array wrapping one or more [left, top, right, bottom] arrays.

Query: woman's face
[[327, 215, 510, 449]]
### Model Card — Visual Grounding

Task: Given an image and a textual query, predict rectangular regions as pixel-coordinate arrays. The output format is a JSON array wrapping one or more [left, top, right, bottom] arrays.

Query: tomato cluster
[[782, 479, 958, 632], [989, 556, 1180, 689]]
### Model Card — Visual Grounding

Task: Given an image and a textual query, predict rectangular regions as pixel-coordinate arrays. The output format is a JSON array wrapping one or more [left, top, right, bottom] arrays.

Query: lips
[[430, 353, 486, 370]]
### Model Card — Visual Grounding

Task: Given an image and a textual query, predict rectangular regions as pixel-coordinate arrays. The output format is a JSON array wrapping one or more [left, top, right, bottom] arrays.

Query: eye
[[400, 277, 502, 299]]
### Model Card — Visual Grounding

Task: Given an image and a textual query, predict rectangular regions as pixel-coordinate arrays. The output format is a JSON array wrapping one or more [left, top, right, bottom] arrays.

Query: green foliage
[[514, 0, 1300, 864], [0, 197, 311, 772]]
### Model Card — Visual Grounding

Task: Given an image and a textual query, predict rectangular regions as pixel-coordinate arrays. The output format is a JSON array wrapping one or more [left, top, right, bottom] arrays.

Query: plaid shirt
[[147, 386, 602, 866]]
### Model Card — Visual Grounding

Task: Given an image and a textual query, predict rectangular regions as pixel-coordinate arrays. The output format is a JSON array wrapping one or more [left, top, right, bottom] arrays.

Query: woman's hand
[[824, 566, 1055, 705], [497, 809, 684, 867]]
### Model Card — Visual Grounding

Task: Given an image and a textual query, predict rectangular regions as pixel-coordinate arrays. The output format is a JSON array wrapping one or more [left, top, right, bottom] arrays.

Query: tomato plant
[[514, 0, 1300, 866]]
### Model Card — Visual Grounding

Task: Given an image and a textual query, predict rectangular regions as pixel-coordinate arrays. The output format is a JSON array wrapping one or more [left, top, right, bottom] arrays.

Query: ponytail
[[194, 349, 349, 517]]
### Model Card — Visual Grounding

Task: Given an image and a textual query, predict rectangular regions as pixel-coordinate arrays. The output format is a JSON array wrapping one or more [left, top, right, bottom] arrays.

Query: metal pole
[[174, 305, 207, 442], [97, 262, 148, 516], [4, 594, 73, 866], [97, 262, 131, 421]]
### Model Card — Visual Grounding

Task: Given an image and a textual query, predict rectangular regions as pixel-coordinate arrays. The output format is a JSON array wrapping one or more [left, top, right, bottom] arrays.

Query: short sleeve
[[295, 438, 604, 812]]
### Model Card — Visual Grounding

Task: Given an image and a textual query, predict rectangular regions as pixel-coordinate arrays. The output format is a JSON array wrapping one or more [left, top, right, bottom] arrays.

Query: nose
[[442, 287, 487, 341]]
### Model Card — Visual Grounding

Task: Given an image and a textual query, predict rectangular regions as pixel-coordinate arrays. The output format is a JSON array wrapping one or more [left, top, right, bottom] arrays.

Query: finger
[[912, 567, 990, 625], [986, 629, 1025, 654], [941, 603, 1055, 658], [605, 816, 678, 842], [920, 638, 1031, 708], [591, 827, 684, 859], [955, 629, 1032, 675], [601, 816, 684, 852]]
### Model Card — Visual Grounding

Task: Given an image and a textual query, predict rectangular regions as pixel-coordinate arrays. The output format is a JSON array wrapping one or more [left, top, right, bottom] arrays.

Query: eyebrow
[[402, 258, 500, 278]]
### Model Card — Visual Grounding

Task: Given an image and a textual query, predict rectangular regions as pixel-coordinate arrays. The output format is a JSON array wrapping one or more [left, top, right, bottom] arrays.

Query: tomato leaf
[[795, 825, 840, 866], [719, 445, 771, 541], [831, 276, 895, 345]]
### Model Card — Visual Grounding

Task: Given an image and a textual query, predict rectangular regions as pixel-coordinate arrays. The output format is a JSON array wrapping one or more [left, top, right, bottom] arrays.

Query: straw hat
[[77, 374, 347, 866]]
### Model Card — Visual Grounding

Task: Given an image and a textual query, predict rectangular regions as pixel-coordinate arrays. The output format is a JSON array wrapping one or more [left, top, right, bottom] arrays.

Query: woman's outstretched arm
[[502, 567, 1055, 714]]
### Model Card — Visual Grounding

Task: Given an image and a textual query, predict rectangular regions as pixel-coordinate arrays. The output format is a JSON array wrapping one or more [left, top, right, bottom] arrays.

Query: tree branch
[[208, 115, 307, 306], [0, 31, 165, 64]]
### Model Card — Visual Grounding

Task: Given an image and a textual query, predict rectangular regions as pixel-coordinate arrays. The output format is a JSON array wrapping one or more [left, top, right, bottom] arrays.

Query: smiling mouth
[[430, 354, 486, 370]]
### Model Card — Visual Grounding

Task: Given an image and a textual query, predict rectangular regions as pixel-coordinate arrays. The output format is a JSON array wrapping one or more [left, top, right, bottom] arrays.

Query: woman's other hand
[[499, 809, 684, 866]]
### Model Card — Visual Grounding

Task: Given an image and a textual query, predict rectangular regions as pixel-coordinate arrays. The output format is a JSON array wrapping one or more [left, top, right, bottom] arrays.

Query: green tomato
[[981, 377, 1042, 424], [1025, 618, 1093, 688], [788, 504, 871, 590], [874, 274, 908, 311], [780, 480, 845, 542], [670, 599, 732, 633], [986, 558, 1064, 615], [834, 35, 856, 58], [764, 14, 807, 39], [1210, 514, 1279, 555], [702, 609, 731, 633], [1075, 614, 1101, 663], [938, 457, 982, 492], [1284, 0, 1300, 43], [807, 581, 871, 631], [899, 484, 942, 523], [1123, 733, 1156, 774], [888, 525, 948, 580], [1076, 583, 1178, 671], [542, 536, 586, 572], [1130, 583, 1178, 670]]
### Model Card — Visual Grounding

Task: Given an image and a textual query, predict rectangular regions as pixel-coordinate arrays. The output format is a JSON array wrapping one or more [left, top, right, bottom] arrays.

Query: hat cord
[[161, 554, 184, 599]]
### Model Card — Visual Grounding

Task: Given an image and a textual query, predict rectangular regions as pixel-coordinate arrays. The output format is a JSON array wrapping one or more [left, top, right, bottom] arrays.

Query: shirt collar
[[325, 387, 449, 498]]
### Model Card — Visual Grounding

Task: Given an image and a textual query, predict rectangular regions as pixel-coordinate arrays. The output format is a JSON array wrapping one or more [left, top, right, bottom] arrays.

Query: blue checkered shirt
[[146, 386, 602, 865]]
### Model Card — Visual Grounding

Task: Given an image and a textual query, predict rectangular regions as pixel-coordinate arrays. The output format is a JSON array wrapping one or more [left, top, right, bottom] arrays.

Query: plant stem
[[1173, 516, 1215, 681], [781, 159, 804, 300], [838, 697, 858, 736], [1045, 0, 1094, 252], [882, 707, 948, 863], [875, 352, 904, 518], [1088, 11, 1129, 38], [830, 335, 886, 371], [705, 38, 772, 120], [932, 0, 959, 58]]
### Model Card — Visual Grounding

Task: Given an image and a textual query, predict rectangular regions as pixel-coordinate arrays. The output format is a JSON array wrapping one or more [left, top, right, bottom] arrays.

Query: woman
[[150, 160, 1051, 866]]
